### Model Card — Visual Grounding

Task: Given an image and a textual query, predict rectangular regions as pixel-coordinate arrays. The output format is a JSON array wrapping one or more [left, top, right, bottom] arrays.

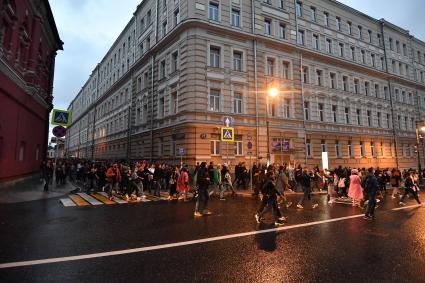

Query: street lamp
[[266, 86, 279, 166]]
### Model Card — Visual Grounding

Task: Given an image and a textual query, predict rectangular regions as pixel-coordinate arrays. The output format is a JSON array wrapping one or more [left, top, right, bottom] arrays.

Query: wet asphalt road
[[0, 192, 425, 283]]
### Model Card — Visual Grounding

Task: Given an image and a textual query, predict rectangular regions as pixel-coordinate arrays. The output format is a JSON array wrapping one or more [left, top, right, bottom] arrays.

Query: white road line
[[98, 192, 127, 204], [60, 198, 76, 207], [76, 193, 103, 206], [0, 204, 422, 269]]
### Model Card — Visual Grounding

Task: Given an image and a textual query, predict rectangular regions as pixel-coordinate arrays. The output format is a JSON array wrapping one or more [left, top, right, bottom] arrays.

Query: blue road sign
[[222, 116, 233, 127]]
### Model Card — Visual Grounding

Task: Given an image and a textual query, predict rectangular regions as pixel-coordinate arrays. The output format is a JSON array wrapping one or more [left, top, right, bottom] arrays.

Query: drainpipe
[[251, 0, 259, 162], [380, 21, 399, 168]]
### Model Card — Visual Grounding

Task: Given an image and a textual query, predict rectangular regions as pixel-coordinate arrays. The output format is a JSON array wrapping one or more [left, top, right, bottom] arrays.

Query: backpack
[[362, 176, 371, 193]]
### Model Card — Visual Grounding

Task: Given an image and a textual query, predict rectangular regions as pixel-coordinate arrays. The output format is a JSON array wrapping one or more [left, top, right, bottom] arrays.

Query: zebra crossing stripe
[[76, 193, 103, 206], [98, 192, 127, 204], [91, 193, 116, 205], [60, 198, 76, 207], [69, 194, 90, 206]]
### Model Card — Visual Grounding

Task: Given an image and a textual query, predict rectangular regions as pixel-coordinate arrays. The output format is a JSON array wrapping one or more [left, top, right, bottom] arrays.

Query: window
[[158, 96, 165, 118], [384, 86, 389, 100], [347, 21, 352, 35], [371, 142, 376, 157], [310, 6, 316, 22], [211, 140, 221, 155], [209, 2, 219, 21], [356, 109, 361, 125], [367, 110, 372, 126], [297, 30, 304, 45], [377, 112, 382, 127], [364, 82, 370, 95], [306, 139, 312, 157], [402, 43, 407, 56], [348, 141, 353, 157], [396, 40, 400, 53], [336, 17, 341, 31], [377, 33, 382, 46], [302, 66, 309, 83], [209, 46, 221, 68], [343, 76, 348, 91], [19, 142, 25, 161], [358, 25, 362, 39], [374, 84, 379, 97], [316, 69, 323, 86], [312, 34, 319, 50], [304, 101, 310, 120], [279, 24, 286, 39], [326, 39, 332, 54], [338, 43, 344, 57], [371, 54, 376, 67], [332, 105, 337, 122], [171, 51, 179, 72], [361, 50, 365, 63], [231, 9, 240, 27], [350, 46, 355, 61], [171, 92, 178, 114], [266, 58, 275, 76], [321, 140, 327, 152], [283, 98, 290, 118], [380, 57, 385, 70], [324, 12, 329, 26], [354, 79, 359, 93], [233, 92, 242, 114], [233, 51, 242, 71], [330, 72, 336, 89], [234, 141, 243, 155], [174, 8, 180, 25], [345, 107, 350, 124], [335, 141, 341, 157], [278, 0, 284, 9], [264, 18, 271, 35], [360, 141, 365, 156], [389, 38, 393, 50], [368, 30, 372, 43], [160, 60, 166, 79], [318, 103, 324, 121], [209, 89, 220, 111], [296, 1, 302, 17], [282, 61, 290, 79]]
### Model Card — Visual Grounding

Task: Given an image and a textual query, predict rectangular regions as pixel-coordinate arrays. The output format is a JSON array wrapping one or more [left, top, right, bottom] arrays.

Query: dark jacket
[[261, 179, 282, 199], [197, 167, 210, 189], [300, 172, 311, 188], [364, 174, 379, 194]]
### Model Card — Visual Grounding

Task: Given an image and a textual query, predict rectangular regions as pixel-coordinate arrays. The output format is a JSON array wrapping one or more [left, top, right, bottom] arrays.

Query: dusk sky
[[48, 0, 425, 134]]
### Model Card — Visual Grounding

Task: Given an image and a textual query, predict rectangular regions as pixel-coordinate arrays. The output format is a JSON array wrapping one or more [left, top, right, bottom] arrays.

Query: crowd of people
[[40, 159, 424, 225]]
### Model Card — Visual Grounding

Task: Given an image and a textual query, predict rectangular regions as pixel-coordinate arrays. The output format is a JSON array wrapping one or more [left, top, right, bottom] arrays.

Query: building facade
[[0, 0, 63, 181], [66, 0, 425, 170]]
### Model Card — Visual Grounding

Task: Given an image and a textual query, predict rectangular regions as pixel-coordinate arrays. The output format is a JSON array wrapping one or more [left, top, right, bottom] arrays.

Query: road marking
[[68, 194, 90, 206], [0, 204, 421, 269], [59, 198, 76, 207], [76, 193, 103, 206], [98, 192, 127, 204], [90, 193, 116, 205]]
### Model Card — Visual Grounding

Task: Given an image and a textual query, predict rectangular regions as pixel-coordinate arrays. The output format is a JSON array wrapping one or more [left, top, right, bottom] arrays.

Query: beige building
[[66, 0, 425, 170]]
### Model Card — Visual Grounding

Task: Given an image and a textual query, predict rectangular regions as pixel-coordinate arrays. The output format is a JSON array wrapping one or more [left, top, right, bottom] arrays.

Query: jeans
[[258, 197, 282, 220], [209, 182, 225, 198], [195, 188, 209, 212], [365, 191, 377, 216], [153, 181, 161, 196], [105, 182, 113, 197], [400, 188, 421, 204], [298, 186, 311, 205]]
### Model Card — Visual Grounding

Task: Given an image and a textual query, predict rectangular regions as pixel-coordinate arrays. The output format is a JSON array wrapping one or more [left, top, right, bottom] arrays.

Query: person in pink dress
[[348, 169, 364, 207], [177, 166, 190, 201]]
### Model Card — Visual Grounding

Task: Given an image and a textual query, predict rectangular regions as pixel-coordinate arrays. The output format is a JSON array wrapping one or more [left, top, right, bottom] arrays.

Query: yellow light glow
[[268, 87, 279, 98], [420, 126, 425, 132]]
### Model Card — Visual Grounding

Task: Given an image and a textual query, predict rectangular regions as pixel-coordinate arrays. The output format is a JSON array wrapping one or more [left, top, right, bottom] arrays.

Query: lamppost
[[415, 121, 425, 184], [266, 86, 279, 166]]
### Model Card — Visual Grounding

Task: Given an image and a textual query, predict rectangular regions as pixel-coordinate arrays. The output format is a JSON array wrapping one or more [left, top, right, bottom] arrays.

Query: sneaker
[[363, 215, 372, 220], [278, 216, 287, 222], [194, 211, 202, 217], [275, 220, 285, 226], [296, 204, 304, 209], [399, 202, 406, 206], [312, 204, 319, 209], [203, 210, 212, 215], [255, 214, 261, 223], [391, 195, 396, 199], [286, 201, 293, 208], [136, 197, 142, 201], [219, 198, 226, 201]]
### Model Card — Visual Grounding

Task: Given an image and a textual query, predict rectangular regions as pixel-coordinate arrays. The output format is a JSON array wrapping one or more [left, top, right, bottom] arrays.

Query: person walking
[[168, 166, 179, 200], [399, 172, 423, 206], [255, 170, 286, 226], [297, 167, 319, 209], [364, 168, 379, 220], [209, 164, 225, 200], [177, 166, 190, 201], [348, 169, 363, 207], [43, 160, 53, 192], [194, 162, 211, 216]]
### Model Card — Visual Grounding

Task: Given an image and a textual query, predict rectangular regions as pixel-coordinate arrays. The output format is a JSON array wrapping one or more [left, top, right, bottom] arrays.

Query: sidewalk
[[0, 177, 76, 204]]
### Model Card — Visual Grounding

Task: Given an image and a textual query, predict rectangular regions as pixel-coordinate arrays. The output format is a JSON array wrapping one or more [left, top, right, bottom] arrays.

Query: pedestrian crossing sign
[[221, 127, 234, 142], [51, 109, 72, 126]]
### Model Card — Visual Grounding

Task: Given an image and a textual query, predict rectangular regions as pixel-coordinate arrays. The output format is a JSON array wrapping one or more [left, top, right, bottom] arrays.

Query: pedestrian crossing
[[60, 191, 171, 207]]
